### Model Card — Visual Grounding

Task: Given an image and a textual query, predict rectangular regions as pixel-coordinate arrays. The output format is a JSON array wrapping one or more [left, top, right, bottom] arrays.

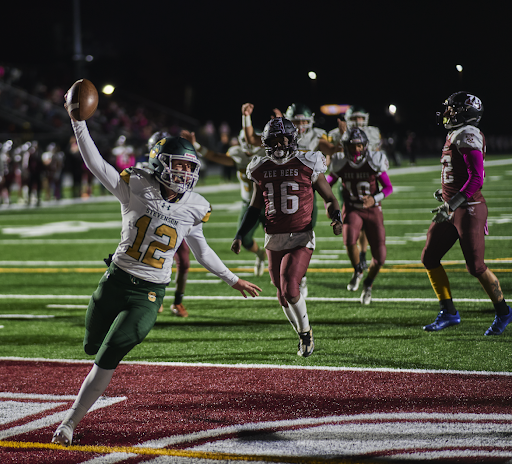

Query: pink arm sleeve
[[378, 171, 393, 198], [459, 147, 485, 198], [326, 173, 338, 186]]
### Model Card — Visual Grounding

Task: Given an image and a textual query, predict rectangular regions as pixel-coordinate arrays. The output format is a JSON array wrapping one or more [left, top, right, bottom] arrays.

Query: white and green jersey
[[328, 125, 382, 152], [72, 120, 238, 286], [297, 127, 328, 152], [227, 144, 264, 203]]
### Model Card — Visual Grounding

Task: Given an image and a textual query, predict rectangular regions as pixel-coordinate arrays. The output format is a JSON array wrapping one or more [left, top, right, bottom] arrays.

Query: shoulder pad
[[246, 155, 267, 180], [297, 151, 327, 174], [452, 125, 484, 151], [329, 151, 348, 173], [367, 151, 389, 173]]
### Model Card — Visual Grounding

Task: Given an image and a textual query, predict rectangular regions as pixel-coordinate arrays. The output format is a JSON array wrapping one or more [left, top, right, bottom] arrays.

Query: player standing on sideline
[[328, 106, 383, 272], [327, 127, 393, 304], [52, 93, 261, 447], [231, 117, 342, 357], [422, 91, 512, 335]]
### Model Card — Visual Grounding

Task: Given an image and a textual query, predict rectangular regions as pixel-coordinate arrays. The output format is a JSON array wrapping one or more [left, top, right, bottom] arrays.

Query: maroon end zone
[[1, 359, 512, 463]]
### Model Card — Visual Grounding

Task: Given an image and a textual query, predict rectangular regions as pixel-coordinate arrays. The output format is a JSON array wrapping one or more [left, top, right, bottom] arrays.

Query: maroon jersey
[[441, 125, 486, 203], [247, 151, 326, 235], [330, 151, 389, 209]]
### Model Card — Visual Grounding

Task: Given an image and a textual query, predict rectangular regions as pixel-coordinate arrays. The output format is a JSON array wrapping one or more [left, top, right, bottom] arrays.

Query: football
[[65, 78, 98, 121]]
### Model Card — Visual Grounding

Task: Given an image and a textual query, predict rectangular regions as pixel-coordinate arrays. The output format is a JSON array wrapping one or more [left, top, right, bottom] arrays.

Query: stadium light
[[388, 104, 397, 116], [102, 84, 115, 95], [308, 71, 317, 80], [456, 64, 463, 72]]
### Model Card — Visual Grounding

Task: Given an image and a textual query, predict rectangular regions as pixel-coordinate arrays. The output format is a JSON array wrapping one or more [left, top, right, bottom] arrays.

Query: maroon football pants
[[422, 203, 488, 277], [267, 246, 313, 306]]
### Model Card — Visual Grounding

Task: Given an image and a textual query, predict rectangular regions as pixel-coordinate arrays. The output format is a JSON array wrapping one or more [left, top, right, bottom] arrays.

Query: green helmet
[[148, 136, 201, 194], [284, 103, 314, 135]]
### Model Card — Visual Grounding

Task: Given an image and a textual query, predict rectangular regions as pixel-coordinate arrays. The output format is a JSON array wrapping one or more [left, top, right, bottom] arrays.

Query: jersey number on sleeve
[[126, 215, 178, 269], [441, 154, 454, 184]]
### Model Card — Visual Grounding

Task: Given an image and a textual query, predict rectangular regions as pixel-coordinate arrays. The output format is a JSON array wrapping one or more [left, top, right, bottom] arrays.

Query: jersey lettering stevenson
[[113, 168, 211, 284]]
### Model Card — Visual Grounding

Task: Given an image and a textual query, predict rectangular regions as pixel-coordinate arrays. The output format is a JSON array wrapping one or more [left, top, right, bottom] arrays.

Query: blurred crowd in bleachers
[[0, 64, 238, 205], [2, 63, 512, 206]]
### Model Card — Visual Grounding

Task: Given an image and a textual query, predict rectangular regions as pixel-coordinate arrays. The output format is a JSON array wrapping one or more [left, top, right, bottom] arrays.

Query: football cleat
[[297, 328, 314, 357], [347, 271, 364, 291], [360, 285, 372, 305], [52, 421, 74, 446], [423, 310, 460, 332], [484, 307, 512, 336], [171, 304, 189, 317], [254, 248, 266, 276], [299, 276, 308, 299]]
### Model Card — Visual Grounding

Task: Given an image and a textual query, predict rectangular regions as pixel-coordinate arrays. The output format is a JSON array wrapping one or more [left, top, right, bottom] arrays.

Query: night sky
[[2, 1, 510, 137]]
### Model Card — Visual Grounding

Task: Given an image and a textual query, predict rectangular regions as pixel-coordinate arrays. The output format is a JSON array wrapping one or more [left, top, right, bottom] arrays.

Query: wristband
[[193, 141, 207, 157], [447, 191, 466, 211], [373, 192, 384, 203], [330, 210, 342, 223], [242, 115, 252, 128]]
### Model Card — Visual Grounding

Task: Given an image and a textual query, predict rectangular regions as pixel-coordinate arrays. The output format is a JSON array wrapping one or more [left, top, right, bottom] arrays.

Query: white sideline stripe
[[0, 294, 492, 303], [2, 257, 512, 265], [2, 356, 511, 377], [0, 395, 126, 440], [1, 234, 512, 246]]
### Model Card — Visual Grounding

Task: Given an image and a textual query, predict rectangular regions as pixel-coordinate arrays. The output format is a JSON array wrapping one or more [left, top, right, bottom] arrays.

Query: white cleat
[[52, 422, 74, 446], [297, 328, 314, 357], [361, 285, 372, 305], [347, 271, 364, 291]]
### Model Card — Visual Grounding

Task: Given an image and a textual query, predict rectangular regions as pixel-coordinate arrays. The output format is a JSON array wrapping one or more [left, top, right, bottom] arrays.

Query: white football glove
[[431, 202, 452, 223], [433, 189, 443, 202]]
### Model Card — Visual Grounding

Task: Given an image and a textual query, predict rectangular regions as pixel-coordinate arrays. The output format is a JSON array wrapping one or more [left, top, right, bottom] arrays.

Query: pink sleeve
[[459, 147, 485, 198], [378, 171, 393, 198], [326, 173, 338, 186]]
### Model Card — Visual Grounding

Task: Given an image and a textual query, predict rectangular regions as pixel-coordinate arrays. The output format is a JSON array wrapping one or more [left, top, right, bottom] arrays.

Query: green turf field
[[1, 157, 511, 372]]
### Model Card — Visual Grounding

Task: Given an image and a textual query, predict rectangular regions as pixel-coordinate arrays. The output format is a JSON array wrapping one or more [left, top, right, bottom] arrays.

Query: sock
[[288, 295, 310, 333], [363, 277, 374, 288], [440, 298, 457, 315], [282, 305, 299, 333], [426, 265, 452, 301], [359, 251, 367, 262], [174, 292, 184, 306], [60, 363, 115, 431], [354, 262, 364, 274], [494, 299, 510, 317]]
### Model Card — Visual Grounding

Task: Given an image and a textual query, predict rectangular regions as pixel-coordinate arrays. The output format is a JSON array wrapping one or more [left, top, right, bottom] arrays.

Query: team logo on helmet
[[466, 95, 482, 110]]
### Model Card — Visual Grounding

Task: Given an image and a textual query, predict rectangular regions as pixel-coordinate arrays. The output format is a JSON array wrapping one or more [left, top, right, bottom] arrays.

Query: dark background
[[1, 1, 510, 139]]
